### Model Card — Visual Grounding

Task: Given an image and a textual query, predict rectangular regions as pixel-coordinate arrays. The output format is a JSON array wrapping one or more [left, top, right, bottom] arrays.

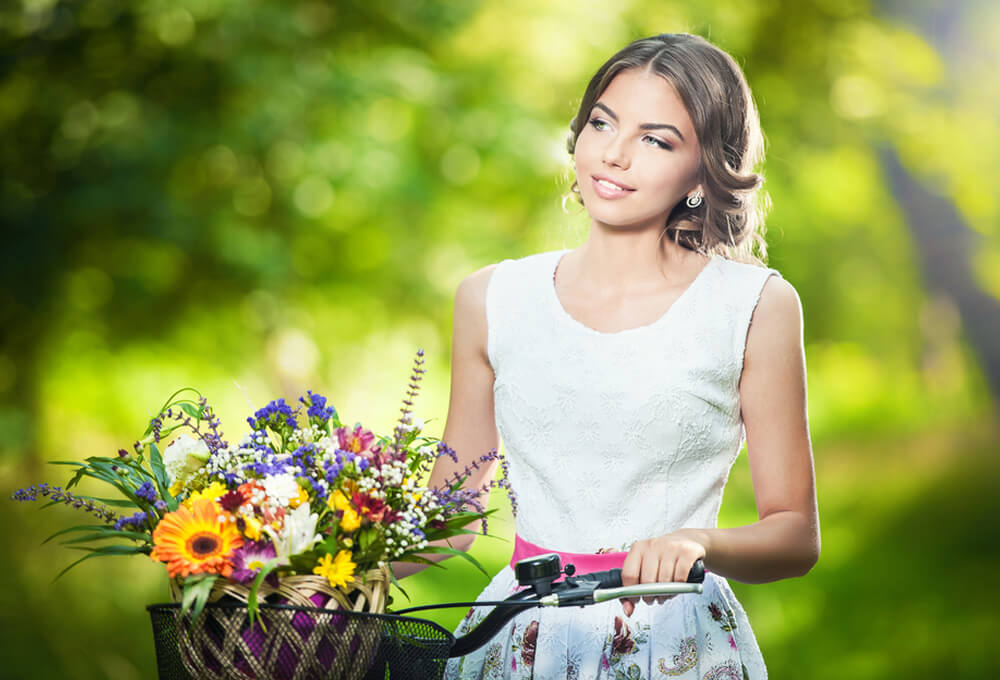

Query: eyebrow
[[592, 102, 686, 142]]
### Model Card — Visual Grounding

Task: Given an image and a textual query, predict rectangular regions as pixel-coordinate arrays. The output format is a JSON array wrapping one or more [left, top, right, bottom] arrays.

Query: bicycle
[[148, 552, 706, 680]]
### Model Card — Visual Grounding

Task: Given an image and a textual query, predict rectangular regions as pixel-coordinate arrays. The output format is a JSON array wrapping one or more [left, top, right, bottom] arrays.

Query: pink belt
[[509, 534, 627, 580]]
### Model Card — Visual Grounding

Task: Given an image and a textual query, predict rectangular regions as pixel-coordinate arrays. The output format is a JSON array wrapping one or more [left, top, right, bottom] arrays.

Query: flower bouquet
[[13, 351, 502, 680]]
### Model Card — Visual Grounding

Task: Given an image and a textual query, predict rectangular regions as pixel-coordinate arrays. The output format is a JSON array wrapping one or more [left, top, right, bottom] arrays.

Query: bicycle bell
[[514, 553, 566, 595]]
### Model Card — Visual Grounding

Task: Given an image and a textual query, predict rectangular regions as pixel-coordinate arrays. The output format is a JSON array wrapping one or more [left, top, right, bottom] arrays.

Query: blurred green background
[[2, 0, 998, 678]]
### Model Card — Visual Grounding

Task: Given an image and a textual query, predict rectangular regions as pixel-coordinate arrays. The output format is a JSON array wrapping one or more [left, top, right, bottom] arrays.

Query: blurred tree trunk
[[881, 149, 1000, 397], [876, 0, 1000, 398]]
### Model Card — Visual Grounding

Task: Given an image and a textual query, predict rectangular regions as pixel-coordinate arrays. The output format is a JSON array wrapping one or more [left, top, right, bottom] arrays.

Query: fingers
[[622, 534, 707, 615], [639, 550, 666, 607], [621, 545, 642, 617]]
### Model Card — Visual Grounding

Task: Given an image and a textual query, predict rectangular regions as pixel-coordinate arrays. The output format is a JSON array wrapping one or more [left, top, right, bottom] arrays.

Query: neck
[[568, 222, 700, 291]]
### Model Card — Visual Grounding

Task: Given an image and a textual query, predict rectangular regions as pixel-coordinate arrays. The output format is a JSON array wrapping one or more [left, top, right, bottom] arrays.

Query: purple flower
[[247, 398, 297, 432], [230, 541, 278, 585], [136, 481, 157, 503], [12, 484, 118, 525], [300, 390, 337, 422], [114, 511, 148, 531]]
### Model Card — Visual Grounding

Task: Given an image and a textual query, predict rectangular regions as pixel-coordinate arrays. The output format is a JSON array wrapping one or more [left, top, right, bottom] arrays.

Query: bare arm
[[622, 276, 820, 611], [392, 265, 501, 578]]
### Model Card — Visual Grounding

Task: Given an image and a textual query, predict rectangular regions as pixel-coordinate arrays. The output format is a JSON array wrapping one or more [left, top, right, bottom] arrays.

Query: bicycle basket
[[147, 602, 455, 680]]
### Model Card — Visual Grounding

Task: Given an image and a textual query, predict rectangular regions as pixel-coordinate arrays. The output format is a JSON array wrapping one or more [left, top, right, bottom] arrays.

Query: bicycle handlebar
[[445, 556, 706, 658], [575, 559, 706, 589]]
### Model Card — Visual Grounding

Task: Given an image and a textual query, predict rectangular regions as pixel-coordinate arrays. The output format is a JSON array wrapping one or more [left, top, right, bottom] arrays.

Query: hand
[[620, 529, 709, 617]]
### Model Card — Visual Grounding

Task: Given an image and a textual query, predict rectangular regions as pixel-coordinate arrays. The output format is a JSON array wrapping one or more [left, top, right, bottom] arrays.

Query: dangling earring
[[685, 192, 703, 208]]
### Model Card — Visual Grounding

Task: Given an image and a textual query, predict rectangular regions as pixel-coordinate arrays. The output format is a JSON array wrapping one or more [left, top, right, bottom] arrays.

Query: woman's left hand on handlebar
[[620, 529, 709, 617]]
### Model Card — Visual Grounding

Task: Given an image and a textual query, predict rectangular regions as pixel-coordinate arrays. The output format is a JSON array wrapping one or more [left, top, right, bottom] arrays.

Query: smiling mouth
[[592, 176, 635, 196]]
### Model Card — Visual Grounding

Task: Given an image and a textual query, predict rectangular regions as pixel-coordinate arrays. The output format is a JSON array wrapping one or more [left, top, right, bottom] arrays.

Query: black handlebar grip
[[580, 568, 623, 588], [580, 559, 704, 587]]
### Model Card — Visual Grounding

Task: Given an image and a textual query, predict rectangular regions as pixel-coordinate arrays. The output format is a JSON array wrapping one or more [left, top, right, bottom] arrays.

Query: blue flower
[[136, 481, 157, 503], [247, 398, 297, 432], [114, 511, 148, 531], [300, 390, 337, 422]]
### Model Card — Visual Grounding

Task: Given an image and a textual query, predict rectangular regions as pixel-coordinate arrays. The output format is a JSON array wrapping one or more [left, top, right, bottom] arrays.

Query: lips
[[593, 175, 635, 191], [591, 175, 635, 199]]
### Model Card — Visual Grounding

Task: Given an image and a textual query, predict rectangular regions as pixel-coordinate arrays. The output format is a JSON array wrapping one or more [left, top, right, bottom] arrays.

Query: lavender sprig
[[12, 484, 118, 525], [392, 349, 426, 452], [432, 448, 511, 534], [144, 396, 228, 455]]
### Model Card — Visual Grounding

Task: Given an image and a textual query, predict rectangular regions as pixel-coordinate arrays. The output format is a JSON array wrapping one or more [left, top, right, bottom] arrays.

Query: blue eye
[[643, 135, 672, 151], [587, 118, 674, 151]]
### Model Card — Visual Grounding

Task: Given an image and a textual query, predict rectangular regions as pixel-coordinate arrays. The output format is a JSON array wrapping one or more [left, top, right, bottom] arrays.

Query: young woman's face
[[574, 68, 701, 232]]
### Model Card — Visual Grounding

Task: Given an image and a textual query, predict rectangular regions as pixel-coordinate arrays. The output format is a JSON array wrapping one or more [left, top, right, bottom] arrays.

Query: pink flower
[[336, 425, 377, 458], [728, 634, 737, 650], [352, 492, 401, 525], [521, 620, 539, 667], [610, 616, 636, 659]]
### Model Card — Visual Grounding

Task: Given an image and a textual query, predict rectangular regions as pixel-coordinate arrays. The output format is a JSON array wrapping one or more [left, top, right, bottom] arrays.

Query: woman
[[403, 33, 819, 679]]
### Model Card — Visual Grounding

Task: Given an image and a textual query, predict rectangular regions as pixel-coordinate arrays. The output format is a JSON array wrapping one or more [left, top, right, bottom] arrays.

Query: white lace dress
[[445, 250, 780, 680]]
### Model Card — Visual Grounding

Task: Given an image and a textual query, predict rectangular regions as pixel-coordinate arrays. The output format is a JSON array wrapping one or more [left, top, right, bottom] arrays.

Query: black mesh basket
[[148, 602, 454, 680]]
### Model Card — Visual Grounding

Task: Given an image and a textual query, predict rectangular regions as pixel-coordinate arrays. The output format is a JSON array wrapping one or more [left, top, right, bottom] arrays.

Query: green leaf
[[247, 558, 281, 628], [415, 545, 490, 575], [178, 402, 204, 419], [43, 524, 118, 545], [76, 495, 139, 509], [143, 388, 203, 436], [54, 544, 148, 581], [393, 553, 447, 570], [387, 566, 410, 602], [422, 526, 492, 543], [358, 528, 376, 551], [148, 443, 178, 511], [60, 529, 151, 545], [180, 574, 218, 620], [288, 551, 321, 573]]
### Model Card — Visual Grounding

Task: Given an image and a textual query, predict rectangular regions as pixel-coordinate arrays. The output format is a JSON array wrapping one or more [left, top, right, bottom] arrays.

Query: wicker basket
[[156, 568, 391, 680]]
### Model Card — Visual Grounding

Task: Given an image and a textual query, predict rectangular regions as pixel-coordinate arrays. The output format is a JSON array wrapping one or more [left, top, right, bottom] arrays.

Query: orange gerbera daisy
[[151, 498, 244, 579]]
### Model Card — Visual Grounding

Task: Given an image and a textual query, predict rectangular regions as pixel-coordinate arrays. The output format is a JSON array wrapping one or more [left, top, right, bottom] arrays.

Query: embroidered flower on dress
[[658, 636, 699, 676], [609, 616, 636, 661], [702, 659, 745, 680], [520, 620, 538, 667]]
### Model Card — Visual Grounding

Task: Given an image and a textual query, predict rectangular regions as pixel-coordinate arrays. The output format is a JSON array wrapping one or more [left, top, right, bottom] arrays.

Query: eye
[[588, 117, 610, 131], [646, 136, 674, 151]]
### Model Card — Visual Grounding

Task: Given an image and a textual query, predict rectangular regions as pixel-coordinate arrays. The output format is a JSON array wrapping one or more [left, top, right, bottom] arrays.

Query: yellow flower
[[327, 490, 361, 532], [289, 485, 309, 509], [150, 498, 243, 579], [242, 515, 263, 541], [313, 550, 356, 590], [340, 506, 361, 533], [169, 480, 184, 497], [329, 490, 351, 512], [185, 481, 227, 506]]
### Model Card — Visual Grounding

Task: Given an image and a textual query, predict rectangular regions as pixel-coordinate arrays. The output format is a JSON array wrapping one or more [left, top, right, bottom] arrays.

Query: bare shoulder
[[750, 275, 803, 340], [451, 264, 499, 361], [453, 263, 498, 315]]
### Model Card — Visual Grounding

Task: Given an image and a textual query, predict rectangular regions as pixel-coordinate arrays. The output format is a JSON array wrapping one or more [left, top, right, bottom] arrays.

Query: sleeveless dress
[[445, 250, 780, 680]]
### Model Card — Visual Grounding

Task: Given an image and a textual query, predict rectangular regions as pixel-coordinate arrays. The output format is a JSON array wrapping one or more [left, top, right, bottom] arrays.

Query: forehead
[[596, 69, 695, 138]]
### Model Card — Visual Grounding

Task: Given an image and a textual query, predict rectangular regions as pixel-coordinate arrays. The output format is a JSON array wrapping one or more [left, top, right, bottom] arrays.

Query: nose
[[602, 133, 630, 169]]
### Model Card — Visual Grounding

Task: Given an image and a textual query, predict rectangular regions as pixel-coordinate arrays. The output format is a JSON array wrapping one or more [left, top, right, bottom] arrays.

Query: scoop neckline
[[548, 249, 717, 337]]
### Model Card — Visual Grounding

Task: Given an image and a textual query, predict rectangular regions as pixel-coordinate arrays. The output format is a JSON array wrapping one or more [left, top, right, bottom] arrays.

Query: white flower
[[263, 503, 320, 563], [162, 434, 211, 484], [263, 473, 301, 507]]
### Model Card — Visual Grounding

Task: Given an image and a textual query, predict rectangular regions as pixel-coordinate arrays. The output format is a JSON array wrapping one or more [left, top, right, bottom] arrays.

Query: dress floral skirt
[[444, 566, 766, 680]]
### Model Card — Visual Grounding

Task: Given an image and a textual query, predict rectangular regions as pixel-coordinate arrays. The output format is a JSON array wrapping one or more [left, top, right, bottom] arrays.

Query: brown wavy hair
[[567, 33, 768, 264]]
